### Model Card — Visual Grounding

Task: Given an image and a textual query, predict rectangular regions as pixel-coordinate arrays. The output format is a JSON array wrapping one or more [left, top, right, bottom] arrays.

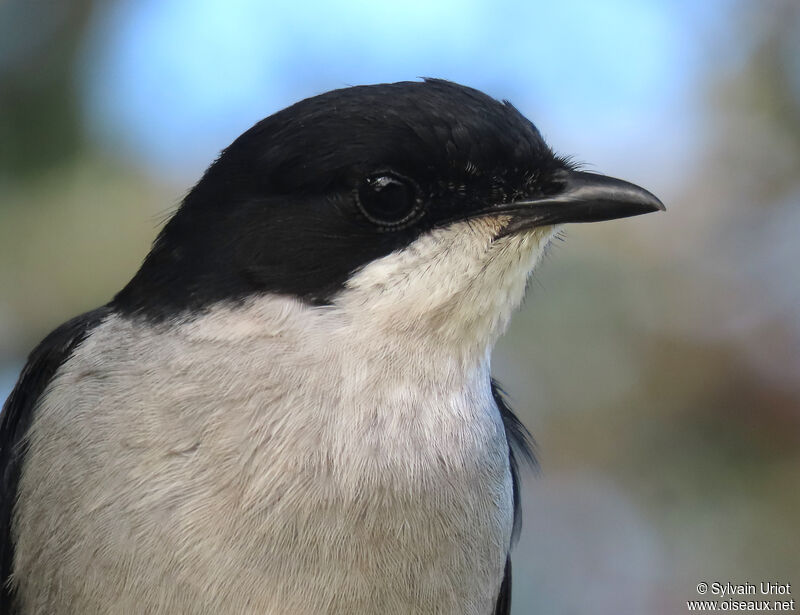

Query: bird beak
[[495, 170, 665, 236]]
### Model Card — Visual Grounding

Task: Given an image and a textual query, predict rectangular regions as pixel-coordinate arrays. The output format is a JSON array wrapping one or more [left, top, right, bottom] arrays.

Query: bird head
[[115, 79, 663, 360]]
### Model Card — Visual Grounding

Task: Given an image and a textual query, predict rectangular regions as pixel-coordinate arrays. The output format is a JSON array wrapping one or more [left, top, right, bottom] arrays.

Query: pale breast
[[13, 307, 514, 615]]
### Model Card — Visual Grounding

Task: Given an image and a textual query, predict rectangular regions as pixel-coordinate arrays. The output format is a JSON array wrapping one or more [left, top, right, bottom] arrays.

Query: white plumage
[[13, 220, 556, 614]]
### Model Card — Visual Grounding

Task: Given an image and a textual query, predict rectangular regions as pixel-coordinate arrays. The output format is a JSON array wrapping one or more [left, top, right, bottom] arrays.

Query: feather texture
[[0, 308, 110, 613]]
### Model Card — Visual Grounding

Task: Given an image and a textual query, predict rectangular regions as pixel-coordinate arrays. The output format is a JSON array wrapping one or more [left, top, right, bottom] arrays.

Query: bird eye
[[356, 173, 423, 229]]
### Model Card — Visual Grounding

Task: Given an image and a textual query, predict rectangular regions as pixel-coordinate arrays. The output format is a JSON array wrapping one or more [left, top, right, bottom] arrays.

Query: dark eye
[[356, 173, 423, 229]]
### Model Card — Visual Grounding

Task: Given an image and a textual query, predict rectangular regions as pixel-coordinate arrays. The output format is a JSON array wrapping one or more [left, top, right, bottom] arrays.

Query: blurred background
[[1, 0, 798, 612]]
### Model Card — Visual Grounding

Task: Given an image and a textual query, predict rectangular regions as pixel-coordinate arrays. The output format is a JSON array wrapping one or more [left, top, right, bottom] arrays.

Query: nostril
[[534, 168, 569, 197], [540, 177, 566, 196]]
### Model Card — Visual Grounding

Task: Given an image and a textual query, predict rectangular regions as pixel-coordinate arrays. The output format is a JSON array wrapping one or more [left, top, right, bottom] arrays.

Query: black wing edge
[[491, 379, 536, 615], [494, 557, 512, 615], [0, 307, 110, 612], [490, 378, 537, 541]]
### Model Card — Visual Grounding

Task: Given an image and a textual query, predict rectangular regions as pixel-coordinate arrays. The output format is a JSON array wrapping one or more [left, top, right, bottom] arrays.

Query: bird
[[0, 78, 663, 615]]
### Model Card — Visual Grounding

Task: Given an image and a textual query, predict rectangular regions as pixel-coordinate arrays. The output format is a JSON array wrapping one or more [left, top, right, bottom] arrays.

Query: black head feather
[[113, 79, 567, 320]]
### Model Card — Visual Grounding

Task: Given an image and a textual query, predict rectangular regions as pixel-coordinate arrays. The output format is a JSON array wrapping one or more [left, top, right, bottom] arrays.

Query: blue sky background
[[79, 0, 732, 184]]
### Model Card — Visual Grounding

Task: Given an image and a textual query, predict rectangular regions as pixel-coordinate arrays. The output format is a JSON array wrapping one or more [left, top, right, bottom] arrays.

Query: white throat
[[335, 218, 558, 367]]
